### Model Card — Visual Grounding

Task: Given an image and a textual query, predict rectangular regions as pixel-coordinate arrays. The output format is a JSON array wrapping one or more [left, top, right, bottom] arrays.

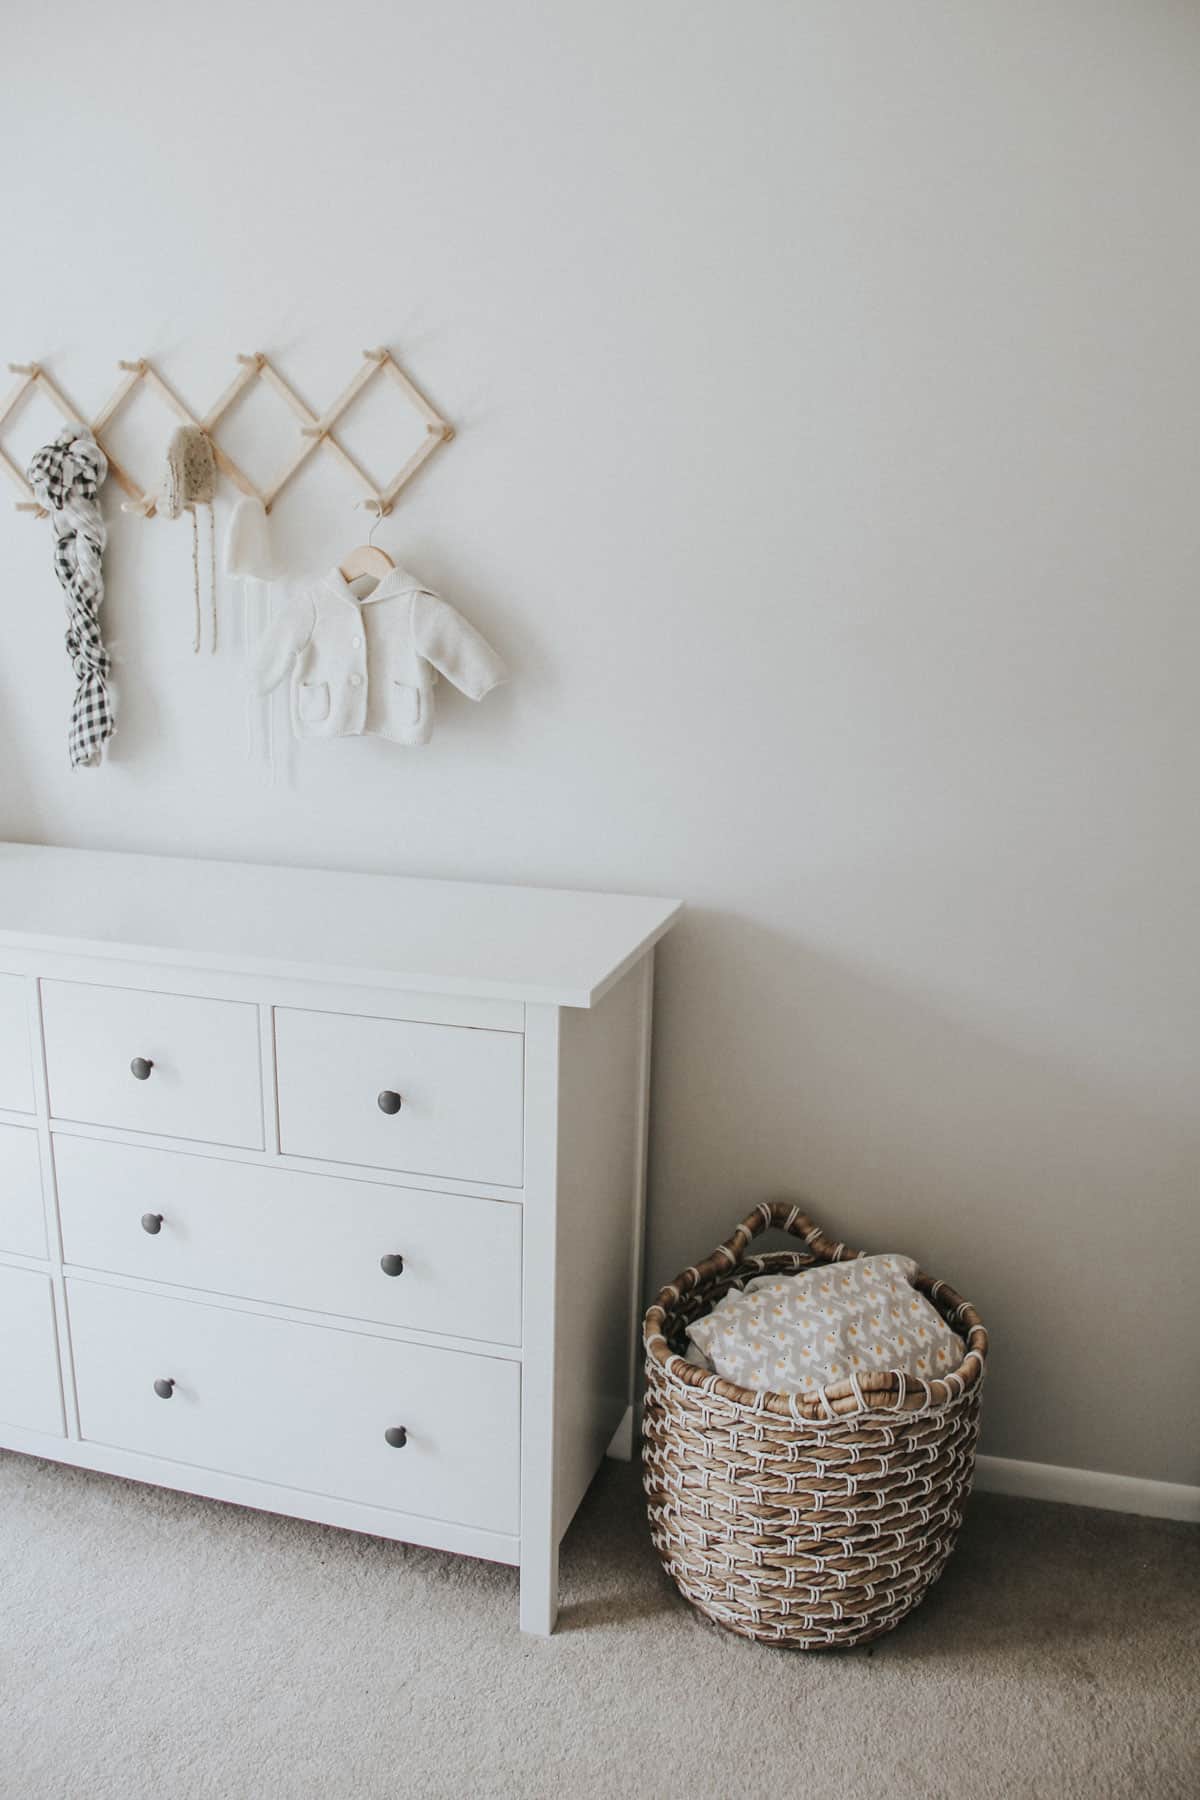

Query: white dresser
[[0, 844, 680, 1633]]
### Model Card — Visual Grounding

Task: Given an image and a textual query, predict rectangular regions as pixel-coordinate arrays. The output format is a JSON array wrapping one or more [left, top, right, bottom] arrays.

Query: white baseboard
[[974, 1454, 1200, 1523], [603, 1415, 1197, 1522]]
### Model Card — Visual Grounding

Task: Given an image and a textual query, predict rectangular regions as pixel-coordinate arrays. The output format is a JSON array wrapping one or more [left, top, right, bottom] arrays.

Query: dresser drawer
[[55, 1136, 522, 1345], [42, 981, 263, 1149], [0, 1265, 64, 1436], [0, 1124, 45, 1258], [275, 1008, 524, 1186], [0, 974, 33, 1113], [67, 1280, 520, 1534]]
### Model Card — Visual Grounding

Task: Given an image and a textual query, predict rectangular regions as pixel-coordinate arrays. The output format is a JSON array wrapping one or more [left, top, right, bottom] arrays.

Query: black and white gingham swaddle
[[27, 427, 114, 768]]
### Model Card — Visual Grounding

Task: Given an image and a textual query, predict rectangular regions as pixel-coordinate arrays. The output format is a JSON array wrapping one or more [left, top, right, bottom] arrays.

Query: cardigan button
[[350, 673, 363, 687], [352, 634, 363, 649]]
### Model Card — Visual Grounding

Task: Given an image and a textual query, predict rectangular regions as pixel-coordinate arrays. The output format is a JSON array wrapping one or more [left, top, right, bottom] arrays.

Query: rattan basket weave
[[643, 1202, 988, 1648]]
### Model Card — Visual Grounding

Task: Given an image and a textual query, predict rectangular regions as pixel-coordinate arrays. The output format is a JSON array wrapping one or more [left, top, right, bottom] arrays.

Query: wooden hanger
[[340, 500, 395, 585]]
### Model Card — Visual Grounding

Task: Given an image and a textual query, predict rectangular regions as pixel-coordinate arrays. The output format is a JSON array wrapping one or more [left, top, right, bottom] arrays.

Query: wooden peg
[[236, 352, 266, 368], [7, 362, 38, 376], [117, 359, 148, 373], [300, 425, 327, 439], [15, 501, 47, 516], [363, 347, 388, 362]]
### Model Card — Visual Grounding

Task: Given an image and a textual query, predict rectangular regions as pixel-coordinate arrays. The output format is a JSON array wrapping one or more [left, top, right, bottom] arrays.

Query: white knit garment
[[253, 564, 507, 746], [686, 1254, 965, 1395], [223, 497, 278, 579]]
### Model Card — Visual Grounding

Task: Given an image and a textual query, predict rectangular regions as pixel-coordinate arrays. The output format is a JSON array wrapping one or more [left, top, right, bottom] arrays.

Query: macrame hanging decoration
[[26, 426, 115, 769], [160, 425, 217, 652]]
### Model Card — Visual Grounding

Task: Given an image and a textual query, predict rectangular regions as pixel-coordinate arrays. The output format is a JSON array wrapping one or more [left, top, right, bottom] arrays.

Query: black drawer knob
[[380, 1253, 405, 1277], [153, 1377, 176, 1399], [141, 1212, 164, 1235], [130, 1057, 154, 1081], [377, 1090, 402, 1115], [384, 1426, 408, 1449]]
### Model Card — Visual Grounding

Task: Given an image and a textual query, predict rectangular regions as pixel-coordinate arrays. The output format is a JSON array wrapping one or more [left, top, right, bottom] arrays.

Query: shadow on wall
[[645, 910, 1200, 1486]]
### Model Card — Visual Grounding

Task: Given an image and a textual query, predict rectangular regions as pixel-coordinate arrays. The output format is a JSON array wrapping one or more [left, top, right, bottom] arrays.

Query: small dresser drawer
[[0, 973, 33, 1113], [68, 1280, 520, 1534], [0, 1124, 45, 1258], [0, 1265, 64, 1436], [275, 1008, 524, 1186], [42, 981, 263, 1149], [55, 1136, 522, 1345]]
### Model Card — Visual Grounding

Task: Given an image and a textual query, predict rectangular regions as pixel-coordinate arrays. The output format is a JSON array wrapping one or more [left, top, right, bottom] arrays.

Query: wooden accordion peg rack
[[0, 346, 454, 520]]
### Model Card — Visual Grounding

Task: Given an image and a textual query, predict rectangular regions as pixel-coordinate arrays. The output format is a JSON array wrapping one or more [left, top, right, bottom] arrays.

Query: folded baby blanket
[[686, 1253, 964, 1398]]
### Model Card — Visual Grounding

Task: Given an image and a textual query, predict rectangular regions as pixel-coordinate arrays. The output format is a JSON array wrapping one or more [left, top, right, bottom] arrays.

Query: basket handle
[[646, 1201, 988, 1420], [674, 1201, 858, 1300]]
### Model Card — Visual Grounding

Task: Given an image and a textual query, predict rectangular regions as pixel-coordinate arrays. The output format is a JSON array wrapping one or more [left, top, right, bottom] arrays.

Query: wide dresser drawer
[[55, 1136, 522, 1345], [67, 1280, 520, 1534], [0, 1265, 64, 1436], [275, 1007, 524, 1185], [42, 981, 263, 1149], [0, 973, 33, 1112], [0, 1123, 45, 1258]]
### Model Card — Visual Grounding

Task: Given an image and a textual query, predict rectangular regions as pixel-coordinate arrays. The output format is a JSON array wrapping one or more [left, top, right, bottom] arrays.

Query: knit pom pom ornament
[[161, 425, 218, 652]]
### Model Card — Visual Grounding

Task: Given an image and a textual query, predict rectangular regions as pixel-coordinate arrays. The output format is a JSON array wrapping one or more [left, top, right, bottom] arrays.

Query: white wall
[[3, 2, 1197, 1484]]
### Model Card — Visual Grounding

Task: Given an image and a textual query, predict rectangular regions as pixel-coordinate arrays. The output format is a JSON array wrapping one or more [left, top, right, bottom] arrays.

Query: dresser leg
[[519, 1542, 559, 1636]]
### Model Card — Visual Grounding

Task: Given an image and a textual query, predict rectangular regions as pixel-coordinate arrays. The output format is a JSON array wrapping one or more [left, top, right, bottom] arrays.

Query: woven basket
[[643, 1202, 988, 1649]]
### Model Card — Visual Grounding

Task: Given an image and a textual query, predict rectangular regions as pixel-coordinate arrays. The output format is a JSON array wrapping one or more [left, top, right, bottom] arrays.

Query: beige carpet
[[1, 1450, 1195, 1800]]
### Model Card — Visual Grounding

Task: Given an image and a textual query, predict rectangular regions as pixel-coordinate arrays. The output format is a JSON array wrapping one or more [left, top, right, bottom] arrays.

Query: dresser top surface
[[0, 844, 681, 1007]]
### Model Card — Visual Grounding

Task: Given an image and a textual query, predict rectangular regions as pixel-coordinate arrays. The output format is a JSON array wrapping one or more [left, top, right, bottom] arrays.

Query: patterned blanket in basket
[[686, 1253, 965, 1397]]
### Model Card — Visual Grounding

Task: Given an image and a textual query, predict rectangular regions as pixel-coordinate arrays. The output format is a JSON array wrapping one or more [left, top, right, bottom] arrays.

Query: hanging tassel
[[208, 505, 217, 653], [161, 427, 217, 654], [190, 506, 201, 653]]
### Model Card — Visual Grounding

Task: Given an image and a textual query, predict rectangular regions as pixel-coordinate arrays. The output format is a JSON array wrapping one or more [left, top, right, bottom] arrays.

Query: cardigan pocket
[[298, 681, 330, 724], [391, 683, 422, 727]]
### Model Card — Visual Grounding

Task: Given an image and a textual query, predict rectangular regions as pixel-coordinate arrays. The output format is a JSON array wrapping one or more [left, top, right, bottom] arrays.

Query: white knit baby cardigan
[[253, 564, 507, 746]]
